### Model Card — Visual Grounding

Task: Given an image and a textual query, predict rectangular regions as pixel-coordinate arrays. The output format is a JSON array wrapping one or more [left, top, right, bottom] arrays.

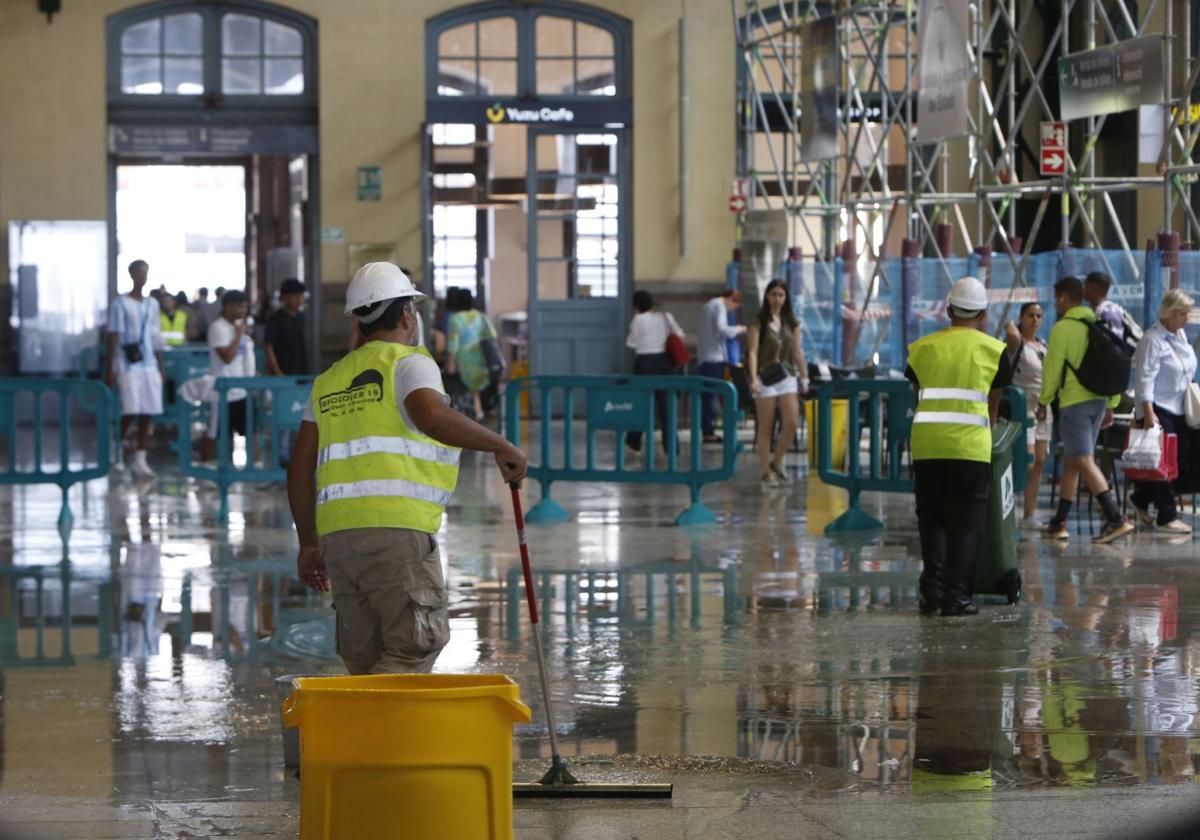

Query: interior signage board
[[916, 0, 971, 143], [1058, 35, 1164, 121], [357, 166, 382, 202], [109, 124, 318, 155], [800, 17, 839, 162], [426, 99, 632, 126]]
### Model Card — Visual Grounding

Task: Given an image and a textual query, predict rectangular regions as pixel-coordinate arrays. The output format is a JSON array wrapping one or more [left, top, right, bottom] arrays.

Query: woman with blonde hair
[[1130, 288, 1197, 533]]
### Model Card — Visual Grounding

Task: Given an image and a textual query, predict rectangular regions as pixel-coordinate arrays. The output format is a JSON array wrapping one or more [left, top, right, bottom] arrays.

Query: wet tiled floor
[[3, 441, 1200, 838]]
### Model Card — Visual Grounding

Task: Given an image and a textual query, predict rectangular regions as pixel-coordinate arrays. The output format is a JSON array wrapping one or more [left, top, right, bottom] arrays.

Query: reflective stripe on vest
[[317, 478, 453, 508], [906, 326, 1005, 463], [313, 342, 460, 536], [318, 435, 460, 468]]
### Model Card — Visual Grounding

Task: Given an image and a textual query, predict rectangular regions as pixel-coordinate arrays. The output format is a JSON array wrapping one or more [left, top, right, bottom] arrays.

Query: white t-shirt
[[107, 295, 162, 373], [626, 311, 684, 355], [208, 317, 257, 401], [303, 351, 448, 430]]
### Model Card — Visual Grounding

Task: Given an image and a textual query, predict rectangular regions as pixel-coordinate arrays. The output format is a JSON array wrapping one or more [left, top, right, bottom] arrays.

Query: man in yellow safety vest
[[905, 277, 1011, 617], [287, 262, 527, 674], [159, 292, 188, 346]]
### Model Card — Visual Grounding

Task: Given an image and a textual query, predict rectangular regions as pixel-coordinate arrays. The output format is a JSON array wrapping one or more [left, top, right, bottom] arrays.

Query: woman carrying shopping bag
[[1129, 289, 1197, 533]]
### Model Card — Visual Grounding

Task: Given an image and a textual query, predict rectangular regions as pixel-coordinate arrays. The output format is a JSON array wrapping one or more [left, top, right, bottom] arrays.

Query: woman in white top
[[625, 289, 684, 453], [1130, 289, 1197, 533], [1004, 302, 1051, 527]]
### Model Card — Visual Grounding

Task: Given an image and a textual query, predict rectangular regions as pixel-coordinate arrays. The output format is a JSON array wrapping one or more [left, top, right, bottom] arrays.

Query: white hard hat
[[344, 262, 425, 317], [947, 276, 988, 312]]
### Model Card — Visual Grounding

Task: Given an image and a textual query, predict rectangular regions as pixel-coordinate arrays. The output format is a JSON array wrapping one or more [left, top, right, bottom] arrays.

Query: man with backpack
[[1085, 270, 1142, 352], [1036, 276, 1134, 543]]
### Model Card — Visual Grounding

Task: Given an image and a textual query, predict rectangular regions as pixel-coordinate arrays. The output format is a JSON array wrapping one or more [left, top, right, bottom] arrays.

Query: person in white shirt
[[625, 289, 684, 453], [1130, 289, 1197, 533], [204, 289, 256, 460], [1004, 302, 1051, 527], [696, 289, 748, 443], [106, 259, 164, 479]]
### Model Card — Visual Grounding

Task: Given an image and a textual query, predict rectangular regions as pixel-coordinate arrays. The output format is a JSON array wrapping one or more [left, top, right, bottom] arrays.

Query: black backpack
[[1064, 316, 1132, 397]]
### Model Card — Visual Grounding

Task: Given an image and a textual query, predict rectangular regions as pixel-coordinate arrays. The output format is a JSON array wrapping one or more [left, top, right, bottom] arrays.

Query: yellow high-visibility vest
[[907, 327, 1005, 463], [312, 341, 460, 537], [160, 310, 188, 346]]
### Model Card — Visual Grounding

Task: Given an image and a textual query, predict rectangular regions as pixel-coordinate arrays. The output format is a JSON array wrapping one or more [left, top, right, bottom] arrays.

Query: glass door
[[526, 127, 629, 376]]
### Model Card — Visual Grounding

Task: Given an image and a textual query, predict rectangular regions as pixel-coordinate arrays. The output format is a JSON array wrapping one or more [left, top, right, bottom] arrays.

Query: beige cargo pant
[[321, 527, 450, 675]]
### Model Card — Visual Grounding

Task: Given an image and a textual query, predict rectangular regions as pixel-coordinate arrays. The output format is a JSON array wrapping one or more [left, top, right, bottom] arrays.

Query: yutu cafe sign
[[426, 98, 632, 126]]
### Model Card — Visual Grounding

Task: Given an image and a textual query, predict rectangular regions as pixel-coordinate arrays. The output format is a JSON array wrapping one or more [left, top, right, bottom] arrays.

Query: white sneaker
[[130, 453, 156, 480], [1020, 516, 1042, 531], [1159, 518, 1192, 534]]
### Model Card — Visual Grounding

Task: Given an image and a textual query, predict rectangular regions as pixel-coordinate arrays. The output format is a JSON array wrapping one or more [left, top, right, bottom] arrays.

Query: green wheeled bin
[[978, 418, 1023, 604]]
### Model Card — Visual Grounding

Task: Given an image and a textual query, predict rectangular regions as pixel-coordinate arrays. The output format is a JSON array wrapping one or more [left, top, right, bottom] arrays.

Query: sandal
[[771, 465, 791, 483]]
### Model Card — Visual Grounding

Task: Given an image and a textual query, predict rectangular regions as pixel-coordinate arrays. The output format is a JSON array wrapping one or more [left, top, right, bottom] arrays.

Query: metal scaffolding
[[732, 0, 1196, 290]]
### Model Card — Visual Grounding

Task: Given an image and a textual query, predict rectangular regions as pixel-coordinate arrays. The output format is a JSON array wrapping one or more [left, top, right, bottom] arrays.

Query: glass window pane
[[438, 23, 476, 58], [164, 13, 202, 55], [537, 260, 570, 300], [265, 58, 304, 94], [164, 57, 204, 94], [438, 59, 478, 95], [576, 22, 614, 57], [222, 14, 261, 56], [479, 17, 517, 57], [478, 59, 517, 96], [537, 60, 575, 95], [536, 16, 573, 57], [264, 20, 303, 56], [576, 59, 616, 96], [121, 19, 160, 56], [121, 56, 162, 94], [222, 58, 262, 93]]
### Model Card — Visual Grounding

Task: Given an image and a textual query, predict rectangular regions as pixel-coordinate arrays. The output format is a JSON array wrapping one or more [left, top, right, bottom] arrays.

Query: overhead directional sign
[[1058, 35, 1164, 121]]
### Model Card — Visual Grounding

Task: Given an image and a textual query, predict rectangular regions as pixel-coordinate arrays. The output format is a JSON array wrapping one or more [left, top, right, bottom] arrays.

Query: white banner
[[917, 0, 971, 143]]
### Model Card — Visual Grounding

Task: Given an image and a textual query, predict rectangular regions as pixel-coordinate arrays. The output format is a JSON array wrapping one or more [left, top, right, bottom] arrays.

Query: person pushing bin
[[287, 262, 527, 674], [904, 277, 1012, 617]]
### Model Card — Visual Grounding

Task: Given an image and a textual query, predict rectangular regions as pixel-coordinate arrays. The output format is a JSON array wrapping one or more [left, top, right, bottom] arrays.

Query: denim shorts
[[1058, 399, 1107, 457]]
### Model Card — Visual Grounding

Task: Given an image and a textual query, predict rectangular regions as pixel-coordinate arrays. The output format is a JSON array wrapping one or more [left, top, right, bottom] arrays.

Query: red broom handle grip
[[510, 484, 540, 626]]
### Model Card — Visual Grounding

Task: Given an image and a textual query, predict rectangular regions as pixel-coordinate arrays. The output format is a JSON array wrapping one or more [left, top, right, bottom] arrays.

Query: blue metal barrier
[[817, 380, 915, 534], [176, 375, 312, 518], [504, 375, 742, 526], [0, 564, 114, 667], [816, 380, 1030, 534], [0, 378, 111, 536]]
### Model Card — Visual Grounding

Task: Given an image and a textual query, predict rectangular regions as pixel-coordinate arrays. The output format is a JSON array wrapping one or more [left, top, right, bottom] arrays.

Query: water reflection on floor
[[3, 450, 1200, 836]]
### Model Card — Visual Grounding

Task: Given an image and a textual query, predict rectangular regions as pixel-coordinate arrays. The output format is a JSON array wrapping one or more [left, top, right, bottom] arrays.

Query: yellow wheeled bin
[[282, 674, 532, 840]]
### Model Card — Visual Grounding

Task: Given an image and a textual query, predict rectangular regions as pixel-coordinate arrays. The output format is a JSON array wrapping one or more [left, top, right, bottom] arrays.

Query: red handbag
[[662, 312, 690, 368], [1123, 428, 1179, 482]]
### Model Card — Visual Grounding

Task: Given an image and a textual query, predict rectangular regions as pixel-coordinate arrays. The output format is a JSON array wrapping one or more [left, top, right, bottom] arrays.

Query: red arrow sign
[[1041, 149, 1066, 176]]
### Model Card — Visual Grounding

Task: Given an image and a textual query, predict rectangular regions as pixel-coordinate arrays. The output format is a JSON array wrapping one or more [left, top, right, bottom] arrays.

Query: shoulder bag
[[1165, 336, 1200, 429], [121, 298, 151, 364], [478, 315, 506, 384], [662, 312, 690, 368]]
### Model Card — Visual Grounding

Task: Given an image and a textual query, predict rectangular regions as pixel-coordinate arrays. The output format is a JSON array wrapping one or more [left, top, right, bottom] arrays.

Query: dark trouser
[[696, 361, 726, 436], [1131, 405, 1184, 525], [915, 459, 990, 610], [626, 352, 675, 452]]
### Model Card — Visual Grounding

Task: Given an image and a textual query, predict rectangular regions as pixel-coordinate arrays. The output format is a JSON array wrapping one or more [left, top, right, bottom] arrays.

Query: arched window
[[108, 2, 316, 108], [427, 2, 630, 102]]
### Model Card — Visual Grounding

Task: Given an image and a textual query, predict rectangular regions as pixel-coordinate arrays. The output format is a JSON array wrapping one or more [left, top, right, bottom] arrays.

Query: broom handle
[[510, 485, 564, 762]]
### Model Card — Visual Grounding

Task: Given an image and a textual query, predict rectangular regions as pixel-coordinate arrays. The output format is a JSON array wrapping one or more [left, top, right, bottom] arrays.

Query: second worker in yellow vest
[[905, 276, 1011, 617], [159, 293, 188, 346], [287, 262, 527, 675]]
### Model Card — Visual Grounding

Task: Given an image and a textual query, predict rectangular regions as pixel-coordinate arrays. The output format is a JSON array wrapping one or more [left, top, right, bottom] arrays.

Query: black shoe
[[940, 601, 980, 617], [918, 599, 941, 617]]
